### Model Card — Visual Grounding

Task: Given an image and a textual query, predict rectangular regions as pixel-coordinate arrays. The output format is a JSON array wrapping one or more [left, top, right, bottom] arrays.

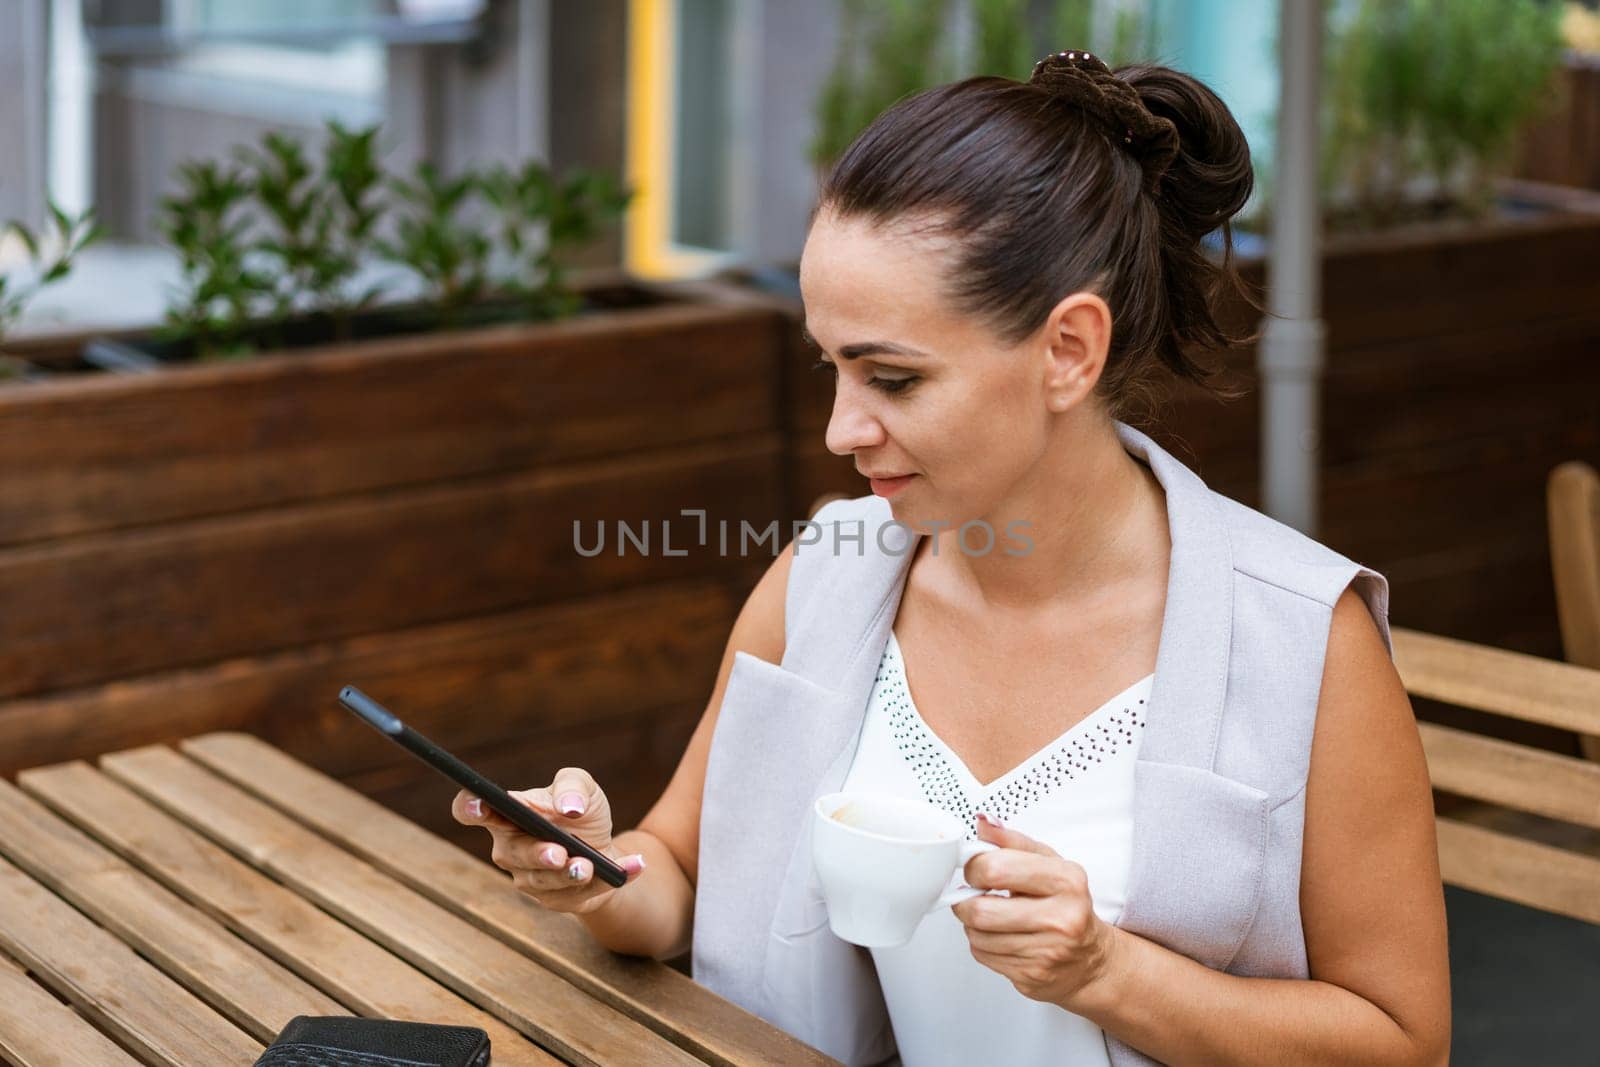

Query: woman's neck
[[919, 415, 1170, 618]]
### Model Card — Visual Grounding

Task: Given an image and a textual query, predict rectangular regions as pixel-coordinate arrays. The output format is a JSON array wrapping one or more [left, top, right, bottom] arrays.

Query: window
[[626, 0, 747, 278]]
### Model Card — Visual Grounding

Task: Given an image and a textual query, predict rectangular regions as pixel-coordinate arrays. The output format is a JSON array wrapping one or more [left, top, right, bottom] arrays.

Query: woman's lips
[[869, 474, 917, 497]]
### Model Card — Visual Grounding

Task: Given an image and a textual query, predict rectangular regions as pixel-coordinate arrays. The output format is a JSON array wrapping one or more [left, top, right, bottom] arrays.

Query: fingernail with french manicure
[[567, 859, 589, 882], [557, 793, 586, 817], [622, 854, 646, 876], [466, 798, 483, 819], [539, 845, 561, 866]]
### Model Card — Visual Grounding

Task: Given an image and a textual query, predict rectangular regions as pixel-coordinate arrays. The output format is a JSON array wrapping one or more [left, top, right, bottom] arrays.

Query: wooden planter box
[[1518, 54, 1600, 192], [784, 184, 1600, 754], [0, 276, 794, 847]]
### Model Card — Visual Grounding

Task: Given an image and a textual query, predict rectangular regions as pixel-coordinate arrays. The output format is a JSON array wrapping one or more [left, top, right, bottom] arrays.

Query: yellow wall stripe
[[625, 0, 669, 277], [625, 0, 735, 279]]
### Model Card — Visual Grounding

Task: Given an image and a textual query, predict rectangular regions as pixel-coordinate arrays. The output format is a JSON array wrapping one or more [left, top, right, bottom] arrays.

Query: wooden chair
[[1394, 626, 1600, 925], [1548, 460, 1600, 761]]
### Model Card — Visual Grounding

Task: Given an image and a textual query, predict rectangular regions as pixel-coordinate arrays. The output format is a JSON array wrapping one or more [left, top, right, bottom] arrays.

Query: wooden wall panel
[[1518, 61, 1600, 192], [1321, 324, 1600, 468], [0, 303, 785, 546], [785, 444, 859, 522], [0, 284, 794, 841], [0, 439, 777, 700], [0, 578, 741, 780], [1318, 214, 1600, 350]]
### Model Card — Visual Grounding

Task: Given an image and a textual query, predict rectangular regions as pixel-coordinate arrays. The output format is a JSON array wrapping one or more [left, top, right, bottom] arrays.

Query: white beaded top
[[838, 627, 1154, 1066], [868, 629, 1152, 837]]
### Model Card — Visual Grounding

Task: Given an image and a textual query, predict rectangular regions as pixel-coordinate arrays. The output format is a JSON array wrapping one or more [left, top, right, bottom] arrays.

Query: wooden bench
[[1394, 626, 1600, 924], [1548, 459, 1600, 761]]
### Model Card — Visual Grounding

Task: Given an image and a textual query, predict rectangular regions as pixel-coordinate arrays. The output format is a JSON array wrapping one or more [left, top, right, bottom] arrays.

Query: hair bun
[[1113, 64, 1254, 240], [1028, 50, 1179, 191]]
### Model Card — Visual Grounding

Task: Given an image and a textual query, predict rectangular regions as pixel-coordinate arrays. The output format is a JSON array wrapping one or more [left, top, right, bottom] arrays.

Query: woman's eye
[[809, 359, 916, 395]]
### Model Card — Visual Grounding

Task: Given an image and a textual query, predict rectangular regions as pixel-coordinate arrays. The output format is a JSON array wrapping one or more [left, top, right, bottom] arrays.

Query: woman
[[454, 52, 1451, 1066]]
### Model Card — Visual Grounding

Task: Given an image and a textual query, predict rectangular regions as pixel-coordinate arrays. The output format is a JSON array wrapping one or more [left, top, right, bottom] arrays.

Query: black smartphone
[[337, 685, 628, 888]]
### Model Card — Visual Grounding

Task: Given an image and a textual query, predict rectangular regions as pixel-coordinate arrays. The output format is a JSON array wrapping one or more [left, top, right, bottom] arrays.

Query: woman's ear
[[1041, 292, 1112, 412]]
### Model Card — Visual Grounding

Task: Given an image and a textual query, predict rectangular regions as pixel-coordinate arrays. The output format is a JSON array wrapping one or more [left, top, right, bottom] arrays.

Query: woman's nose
[[824, 386, 887, 457]]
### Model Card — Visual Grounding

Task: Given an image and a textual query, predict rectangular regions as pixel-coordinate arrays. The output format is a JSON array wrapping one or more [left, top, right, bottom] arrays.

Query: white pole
[[20, 0, 49, 227], [1259, 0, 1325, 535], [48, 0, 93, 216]]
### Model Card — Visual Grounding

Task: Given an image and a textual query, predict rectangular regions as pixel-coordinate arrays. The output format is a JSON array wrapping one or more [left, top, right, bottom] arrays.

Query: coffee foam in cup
[[828, 799, 950, 840]]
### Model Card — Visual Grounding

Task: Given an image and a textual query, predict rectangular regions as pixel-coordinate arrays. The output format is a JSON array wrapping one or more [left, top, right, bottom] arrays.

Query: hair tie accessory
[[1028, 49, 1179, 191]]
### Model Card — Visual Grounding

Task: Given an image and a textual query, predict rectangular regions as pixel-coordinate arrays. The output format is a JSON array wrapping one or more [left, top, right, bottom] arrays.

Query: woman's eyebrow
[[800, 324, 930, 360]]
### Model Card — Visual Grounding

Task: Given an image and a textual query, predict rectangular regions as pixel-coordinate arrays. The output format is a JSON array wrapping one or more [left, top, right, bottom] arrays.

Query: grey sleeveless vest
[[694, 420, 1392, 1066]]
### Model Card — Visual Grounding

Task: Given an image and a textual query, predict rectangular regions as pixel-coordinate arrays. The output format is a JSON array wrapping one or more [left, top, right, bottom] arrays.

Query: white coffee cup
[[811, 791, 999, 948]]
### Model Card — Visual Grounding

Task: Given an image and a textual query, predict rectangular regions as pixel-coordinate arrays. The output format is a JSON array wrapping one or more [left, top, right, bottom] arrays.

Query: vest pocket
[[760, 921, 899, 1066], [697, 649, 870, 1044], [772, 823, 832, 939], [1117, 760, 1272, 972]]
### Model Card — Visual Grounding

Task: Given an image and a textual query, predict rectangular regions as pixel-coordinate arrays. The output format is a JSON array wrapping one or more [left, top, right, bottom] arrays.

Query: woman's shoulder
[[1209, 490, 1387, 600], [729, 494, 903, 668], [1206, 488, 1392, 655]]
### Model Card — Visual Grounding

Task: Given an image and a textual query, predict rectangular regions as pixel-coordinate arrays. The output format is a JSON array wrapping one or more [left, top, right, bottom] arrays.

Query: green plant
[[810, 0, 1160, 174], [1107, 4, 1158, 67], [1322, 0, 1565, 227], [973, 0, 1035, 81], [238, 121, 387, 344], [809, 0, 953, 173], [238, 130, 320, 338], [1, 202, 101, 365], [156, 121, 631, 353], [1050, 0, 1154, 67], [320, 121, 387, 339], [1050, 0, 1094, 58], [481, 162, 632, 321], [158, 160, 269, 359], [380, 161, 493, 329]]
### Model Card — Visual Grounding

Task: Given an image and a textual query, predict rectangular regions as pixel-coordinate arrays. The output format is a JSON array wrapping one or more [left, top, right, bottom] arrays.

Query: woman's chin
[[887, 504, 938, 538]]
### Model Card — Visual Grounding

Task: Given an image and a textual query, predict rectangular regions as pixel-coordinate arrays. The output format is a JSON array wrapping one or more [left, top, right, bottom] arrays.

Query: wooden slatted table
[[0, 732, 838, 1067]]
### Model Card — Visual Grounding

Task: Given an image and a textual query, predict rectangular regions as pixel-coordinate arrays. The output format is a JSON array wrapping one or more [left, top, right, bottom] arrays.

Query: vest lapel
[[1113, 421, 1234, 768], [781, 514, 917, 699], [758, 516, 920, 933], [736, 518, 916, 1059], [1111, 422, 1270, 976]]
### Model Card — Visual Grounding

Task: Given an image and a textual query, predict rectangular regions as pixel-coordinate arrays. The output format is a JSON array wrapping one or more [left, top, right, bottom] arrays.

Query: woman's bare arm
[[1068, 587, 1452, 1065], [577, 546, 792, 959]]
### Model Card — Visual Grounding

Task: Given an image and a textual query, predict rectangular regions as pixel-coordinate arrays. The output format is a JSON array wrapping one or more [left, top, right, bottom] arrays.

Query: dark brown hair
[[814, 61, 1256, 423]]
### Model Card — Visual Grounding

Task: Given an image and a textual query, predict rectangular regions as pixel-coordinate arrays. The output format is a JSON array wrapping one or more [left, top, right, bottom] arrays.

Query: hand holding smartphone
[[337, 685, 629, 888]]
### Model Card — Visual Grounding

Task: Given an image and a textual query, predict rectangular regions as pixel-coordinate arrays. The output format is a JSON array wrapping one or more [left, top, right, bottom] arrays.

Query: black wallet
[[253, 1015, 491, 1067]]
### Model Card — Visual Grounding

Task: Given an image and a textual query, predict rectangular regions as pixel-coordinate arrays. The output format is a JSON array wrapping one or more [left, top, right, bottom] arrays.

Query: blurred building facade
[[2, 0, 1278, 293]]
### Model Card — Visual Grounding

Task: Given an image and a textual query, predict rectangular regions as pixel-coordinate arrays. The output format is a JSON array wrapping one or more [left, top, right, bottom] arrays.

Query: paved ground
[[1446, 886, 1600, 1065]]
